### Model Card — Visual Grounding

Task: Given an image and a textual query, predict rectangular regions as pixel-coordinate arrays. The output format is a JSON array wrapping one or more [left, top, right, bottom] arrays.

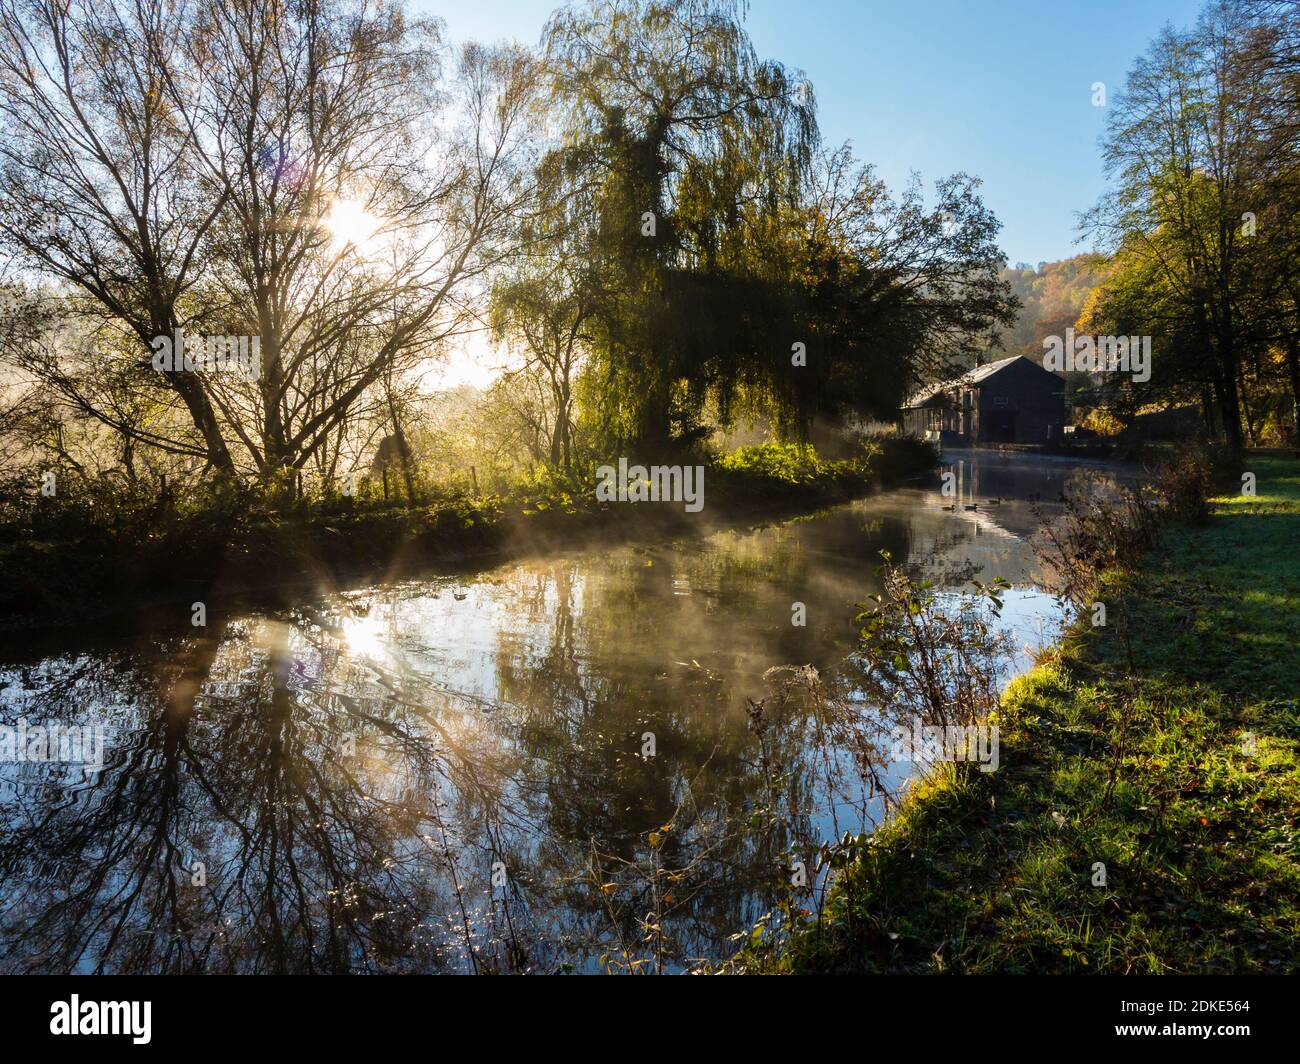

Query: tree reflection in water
[[0, 458, 1115, 972]]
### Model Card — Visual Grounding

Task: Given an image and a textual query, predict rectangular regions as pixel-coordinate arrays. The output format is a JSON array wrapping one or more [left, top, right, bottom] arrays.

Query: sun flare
[[323, 197, 384, 254]]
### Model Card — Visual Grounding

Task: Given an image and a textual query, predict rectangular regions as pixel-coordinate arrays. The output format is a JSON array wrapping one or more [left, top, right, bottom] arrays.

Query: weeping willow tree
[[542, 0, 817, 452], [536, 0, 1014, 456]]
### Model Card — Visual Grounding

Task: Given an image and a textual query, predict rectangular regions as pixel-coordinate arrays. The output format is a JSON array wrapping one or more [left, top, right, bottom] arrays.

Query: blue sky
[[420, 0, 1208, 265]]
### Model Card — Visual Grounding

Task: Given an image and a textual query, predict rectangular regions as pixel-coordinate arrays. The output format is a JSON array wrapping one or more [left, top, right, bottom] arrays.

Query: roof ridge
[[904, 354, 1027, 407]]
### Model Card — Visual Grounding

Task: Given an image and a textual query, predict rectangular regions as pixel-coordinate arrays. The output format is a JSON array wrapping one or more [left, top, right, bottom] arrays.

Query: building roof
[[902, 354, 1031, 409]]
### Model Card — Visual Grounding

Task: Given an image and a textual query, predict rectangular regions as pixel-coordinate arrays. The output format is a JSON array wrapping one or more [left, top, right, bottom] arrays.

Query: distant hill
[[989, 253, 1110, 363]]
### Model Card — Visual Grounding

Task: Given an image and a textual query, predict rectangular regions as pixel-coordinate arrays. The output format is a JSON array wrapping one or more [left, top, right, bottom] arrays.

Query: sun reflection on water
[[342, 614, 388, 660]]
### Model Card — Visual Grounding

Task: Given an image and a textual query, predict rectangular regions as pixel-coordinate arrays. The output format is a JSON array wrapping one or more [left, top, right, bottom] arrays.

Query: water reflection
[[0, 451, 1120, 972]]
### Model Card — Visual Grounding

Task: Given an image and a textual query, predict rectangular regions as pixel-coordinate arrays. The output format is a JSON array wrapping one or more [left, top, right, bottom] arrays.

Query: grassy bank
[[755, 453, 1300, 974], [0, 438, 936, 634]]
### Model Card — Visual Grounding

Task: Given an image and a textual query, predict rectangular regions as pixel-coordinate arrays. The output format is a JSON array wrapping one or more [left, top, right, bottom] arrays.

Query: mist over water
[[0, 451, 1122, 973]]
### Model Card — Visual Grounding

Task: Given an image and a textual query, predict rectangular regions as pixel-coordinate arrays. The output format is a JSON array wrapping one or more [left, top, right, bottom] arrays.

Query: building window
[[992, 396, 1009, 407]]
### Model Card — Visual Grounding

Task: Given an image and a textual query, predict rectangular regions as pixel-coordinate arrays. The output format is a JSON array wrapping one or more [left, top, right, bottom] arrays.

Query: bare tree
[[0, 0, 540, 487], [0, 0, 234, 469]]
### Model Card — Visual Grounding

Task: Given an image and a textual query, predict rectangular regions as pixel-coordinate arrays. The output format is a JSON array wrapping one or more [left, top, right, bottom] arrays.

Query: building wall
[[901, 402, 959, 438], [902, 359, 1065, 444], [973, 360, 1064, 443]]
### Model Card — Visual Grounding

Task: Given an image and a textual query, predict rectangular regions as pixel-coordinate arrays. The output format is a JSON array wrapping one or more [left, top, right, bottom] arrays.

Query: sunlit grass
[[753, 453, 1300, 974]]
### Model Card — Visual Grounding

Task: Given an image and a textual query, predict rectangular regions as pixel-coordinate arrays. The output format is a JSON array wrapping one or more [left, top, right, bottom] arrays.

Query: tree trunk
[[1213, 317, 1244, 450], [1218, 368, 1244, 451], [170, 368, 235, 473], [1286, 336, 1300, 444], [1201, 384, 1217, 437]]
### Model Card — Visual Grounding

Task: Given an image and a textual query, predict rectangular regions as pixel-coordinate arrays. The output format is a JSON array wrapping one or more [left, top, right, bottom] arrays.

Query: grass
[[754, 453, 1300, 974]]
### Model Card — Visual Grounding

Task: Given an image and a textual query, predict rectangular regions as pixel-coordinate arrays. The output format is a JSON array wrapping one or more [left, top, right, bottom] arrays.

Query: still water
[[0, 451, 1120, 973]]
